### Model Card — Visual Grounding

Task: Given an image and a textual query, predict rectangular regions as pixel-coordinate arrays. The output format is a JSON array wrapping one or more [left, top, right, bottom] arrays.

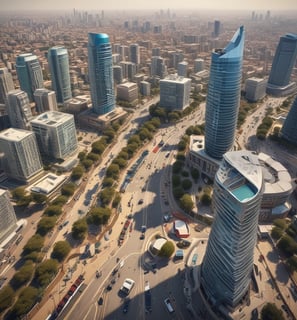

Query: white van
[[164, 298, 175, 313]]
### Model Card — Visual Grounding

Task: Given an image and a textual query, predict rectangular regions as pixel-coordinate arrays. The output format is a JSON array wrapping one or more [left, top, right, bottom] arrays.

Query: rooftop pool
[[231, 184, 256, 201]]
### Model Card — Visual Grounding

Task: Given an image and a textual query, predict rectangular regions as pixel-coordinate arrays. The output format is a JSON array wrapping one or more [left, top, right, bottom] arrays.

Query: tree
[[103, 128, 115, 143], [273, 219, 287, 230], [10, 286, 39, 319], [190, 168, 200, 181], [178, 139, 187, 151], [37, 216, 57, 236], [78, 151, 86, 161], [91, 141, 106, 155], [172, 160, 184, 174], [81, 159, 93, 171], [271, 226, 283, 240], [87, 152, 100, 162], [102, 177, 115, 188], [88, 207, 111, 226], [71, 165, 84, 180], [44, 205, 62, 216], [35, 259, 59, 287], [0, 285, 14, 313], [173, 186, 185, 200], [72, 218, 88, 241], [11, 186, 26, 201], [287, 255, 297, 272], [277, 235, 297, 257], [100, 187, 115, 206], [31, 192, 47, 204], [158, 241, 175, 258], [112, 157, 127, 169], [182, 179, 192, 190], [23, 234, 44, 255], [180, 194, 194, 212], [261, 302, 285, 320], [61, 182, 76, 196], [139, 128, 152, 141], [51, 195, 68, 206], [112, 193, 121, 208], [11, 260, 34, 289], [51, 241, 71, 262], [172, 175, 181, 187], [200, 193, 212, 206], [106, 164, 120, 180]]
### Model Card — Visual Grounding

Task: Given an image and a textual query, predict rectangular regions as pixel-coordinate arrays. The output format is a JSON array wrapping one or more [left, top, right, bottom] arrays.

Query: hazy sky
[[0, 0, 297, 12]]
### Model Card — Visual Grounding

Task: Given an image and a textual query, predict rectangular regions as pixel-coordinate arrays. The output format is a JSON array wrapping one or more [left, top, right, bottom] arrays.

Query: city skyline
[[0, 0, 296, 12]]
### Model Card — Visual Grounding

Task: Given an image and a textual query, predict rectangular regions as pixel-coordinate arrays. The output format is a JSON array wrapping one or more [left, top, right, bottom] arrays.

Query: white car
[[120, 278, 135, 295]]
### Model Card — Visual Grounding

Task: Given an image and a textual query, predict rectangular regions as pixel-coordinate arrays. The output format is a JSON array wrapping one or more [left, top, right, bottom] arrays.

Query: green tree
[[72, 218, 88, 241], [10, 286, 39, 319], [172, 160, 184, 174], [102, 177, 115, 188], [200, 193, 212, 206], [273, 219, 287, 230], [103, 129, 115, 143], [35, 259, 59, 287], [158, 241, 175, 258], [182, 179, 192, 190], [51, 195, 68, 206], [112, 157, 127, 169], [106, 164, 120, 180], [51, 241, 71, 262], [88, 207, 111, 225], [31, 192, 47, 204], [178, 139, 187, 151], [87, 152, 100, 162], [61, 182, 76, 197], [37, 216, 57, 236], [78, 151, 86, 161], [100, 187, 115, 206], [287, 255, 297, 272], [277, 235, 297, 257], [112, 193, 121, 208], [261, 302, 285, 320], [71, 165, 84, 180], [271, 226, 283, 240], [190, 168, 200, 181], [0, 285, 14, 313], [180, 194, 194, 212], [82, 158, 93, 171], [91, 141, 106, 155], [173, 186, 185, 200], [172, 175, 181, 187], [11, 260, 34, 289], [44, 205, 62, 216], [23, 234, 44, 255], [11, 186, 26, 201]]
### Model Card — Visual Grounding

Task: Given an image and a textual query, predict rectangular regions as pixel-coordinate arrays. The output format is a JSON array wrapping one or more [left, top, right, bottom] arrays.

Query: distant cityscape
[[0, 8, 297, 320]]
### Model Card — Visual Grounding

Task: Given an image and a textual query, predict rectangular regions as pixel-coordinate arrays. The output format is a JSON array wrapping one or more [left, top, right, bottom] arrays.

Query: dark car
[[140, 233, 145, 240], [98, 297, 103, 305], [123, 298, 130, 313], [138, 199, 144, 205], [177, 240, 191, 249]]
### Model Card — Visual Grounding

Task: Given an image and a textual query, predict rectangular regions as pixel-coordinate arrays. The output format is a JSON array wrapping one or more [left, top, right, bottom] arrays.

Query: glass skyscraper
[[281, 95, 297, 145], [0, 68, 15, 104], [204, 26, 245, 160], [88, 33, 115, 115], [48, 46, 72, 104], [16, 53, 44, 102], [267, 33, 297, 96], [201, 150, 263, 309]]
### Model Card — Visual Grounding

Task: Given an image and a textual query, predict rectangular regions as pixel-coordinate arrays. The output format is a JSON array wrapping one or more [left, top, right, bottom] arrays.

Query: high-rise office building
[[213, 20, 221, 37], [194, 59, 205, 73], [177, 61, 188, 77], [151, 56, 167, 78], [47, 46, 72, 104], [120, 61, 136, 81], [34, 89, 57, 113], [6, 89, 33, 130], [31, 111, 78, 160], [201, 150, 263, 310], [113, 66, 123, 84], [0, 68, 15, 105], [205, 26, 245, 160], [0, 128, 43, 182], [281, 95, 297, 145], [129, 44, 140, 65], [88, 33, 115, 115], [0, 189, 18, 243], [245, 77, 267, 102], [160, 75, 191, 111], [16, 53, 44, 101], [266, 33, 297, 96]]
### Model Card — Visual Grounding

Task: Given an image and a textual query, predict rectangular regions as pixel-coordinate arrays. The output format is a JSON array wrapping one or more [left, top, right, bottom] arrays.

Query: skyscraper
[[16, 53, 44, 101], [47, 46, 72, 104], [34, 88, 57, 113], [281, 95, 297, 145], [6, 89, 33, 130], [0, 128, 43, 182], [213, 20, 221, 37], [266, 34, 297, 96], [205, 26, 245, 160], [0, 189, 18, 243], [201, 150, 263, 310], [31, 111, 78, 160], [88, 33, 115, 115], [0, 68, 15, 105], [129, 43, 140, 65]]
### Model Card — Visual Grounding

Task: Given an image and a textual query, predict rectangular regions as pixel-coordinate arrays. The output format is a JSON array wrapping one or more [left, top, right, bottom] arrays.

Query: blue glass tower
[[281, 95, 297, 145], [16, 53, 44, 102], [88, 33, 115, 115], [201, 150, 263, 308], [48, 46, 72, 104], [205, 26, 245, 160], [266, 33, 297, 96]]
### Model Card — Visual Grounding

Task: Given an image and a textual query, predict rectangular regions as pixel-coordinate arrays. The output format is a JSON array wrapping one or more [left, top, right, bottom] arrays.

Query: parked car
[[177, 240, 191, 249], [123, 298, 130, 313]]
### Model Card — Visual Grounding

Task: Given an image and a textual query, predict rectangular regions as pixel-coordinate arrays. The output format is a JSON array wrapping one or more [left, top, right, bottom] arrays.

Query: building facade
[[205, 26, 245, 160], [88, 33, 115, 115], [0, 128, 43, 182], [0, 189, 18, 243], [6, 89, 33, 130], [34, 88, 57, 113], [177, 61, 188, 77], [129, 43, 140, 65], [31, 111, 78, 160], [160, 75, 191, 111], [201, 150, 263, 312], [245, 77, 267, 102], [281, 95, 297, 146], [47, 46, 72, 104], [0, 68, 15, 105], [116, 82, 138, 103], [16, 53, 44, 101], [266, 33, 297, 96]]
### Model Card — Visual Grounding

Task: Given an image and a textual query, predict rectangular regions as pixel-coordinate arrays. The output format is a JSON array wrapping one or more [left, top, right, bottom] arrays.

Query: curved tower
[[205, 26, 245, 159], [88, 33, 115, 115], [201, 150, 263, 308], [48, 46, 72, 104], [281, 95, 297, 145]]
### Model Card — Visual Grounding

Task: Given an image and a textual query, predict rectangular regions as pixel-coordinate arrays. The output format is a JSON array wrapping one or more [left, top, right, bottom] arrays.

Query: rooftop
[[0, 128, 33, 141]]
